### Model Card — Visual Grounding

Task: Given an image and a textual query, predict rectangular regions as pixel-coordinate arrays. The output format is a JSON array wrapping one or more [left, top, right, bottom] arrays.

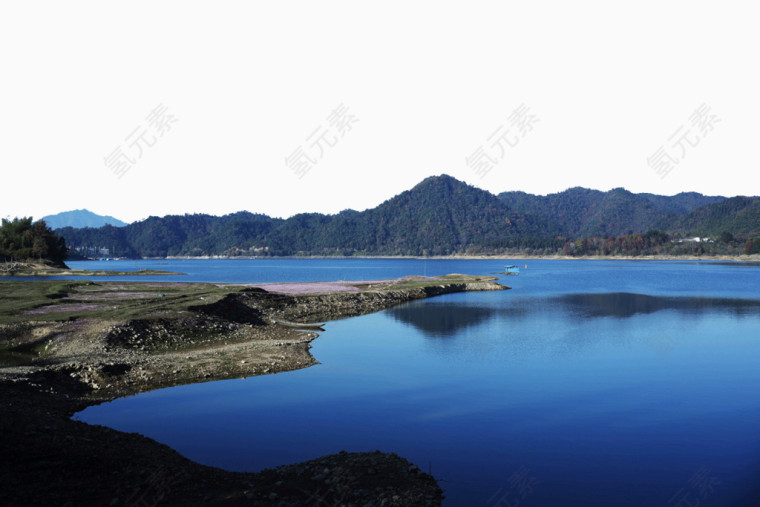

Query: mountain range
[[55, 175, 760, 258]]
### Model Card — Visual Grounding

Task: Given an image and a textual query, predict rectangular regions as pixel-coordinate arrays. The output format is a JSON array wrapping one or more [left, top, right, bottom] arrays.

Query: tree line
[[52, 176, 760, 259], [0, 218, 68, 266]]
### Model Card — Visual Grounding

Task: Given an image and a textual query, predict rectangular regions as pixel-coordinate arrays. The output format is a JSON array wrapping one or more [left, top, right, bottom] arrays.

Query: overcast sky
[[1, 1, 757, 224]]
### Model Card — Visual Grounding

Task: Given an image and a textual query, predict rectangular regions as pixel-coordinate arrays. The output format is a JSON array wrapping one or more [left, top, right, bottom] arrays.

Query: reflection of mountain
[[386, 303, 498, 337], [558, 293, 760, 319], [388, 295, 760, 338]]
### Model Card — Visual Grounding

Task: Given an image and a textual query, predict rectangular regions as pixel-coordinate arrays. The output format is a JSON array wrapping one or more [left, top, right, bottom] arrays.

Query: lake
[[71, 259, 760, 505]]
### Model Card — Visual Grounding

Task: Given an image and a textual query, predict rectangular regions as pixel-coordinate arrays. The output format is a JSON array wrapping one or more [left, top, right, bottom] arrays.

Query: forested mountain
[[58, 176, 530, 257], [666, 197, 760, 236], [56, 175, 759, 258], [59, 213, 279, 258], [497, 187, 725, 238], [359, 175, 537, 255]]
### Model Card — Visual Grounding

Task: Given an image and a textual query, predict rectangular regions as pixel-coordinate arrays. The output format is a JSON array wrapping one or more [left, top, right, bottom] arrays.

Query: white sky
[[1, 1, 758, 224]]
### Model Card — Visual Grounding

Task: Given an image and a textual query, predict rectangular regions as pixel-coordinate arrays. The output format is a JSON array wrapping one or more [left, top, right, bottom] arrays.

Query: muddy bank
[[0, 274, 506, 506]]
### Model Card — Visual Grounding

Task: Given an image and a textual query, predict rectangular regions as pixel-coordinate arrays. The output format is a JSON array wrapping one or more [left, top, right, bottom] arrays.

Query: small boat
[[505, 265, 520, 275]]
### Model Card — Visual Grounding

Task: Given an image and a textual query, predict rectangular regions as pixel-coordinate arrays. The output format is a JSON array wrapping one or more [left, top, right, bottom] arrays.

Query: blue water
[[16, 258, 482, 283], [73, 259, 760, 505]]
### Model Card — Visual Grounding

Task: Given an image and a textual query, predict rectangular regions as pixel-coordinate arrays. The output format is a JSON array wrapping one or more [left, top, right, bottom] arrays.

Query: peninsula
[[1, 274, 506, 506]]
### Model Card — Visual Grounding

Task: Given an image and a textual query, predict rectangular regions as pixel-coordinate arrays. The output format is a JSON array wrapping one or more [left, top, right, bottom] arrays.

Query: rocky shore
[[0, 274, 506, 506]]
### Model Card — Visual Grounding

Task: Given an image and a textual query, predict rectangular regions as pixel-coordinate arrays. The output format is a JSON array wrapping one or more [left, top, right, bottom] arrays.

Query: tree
[[0, 217, 68, 267]]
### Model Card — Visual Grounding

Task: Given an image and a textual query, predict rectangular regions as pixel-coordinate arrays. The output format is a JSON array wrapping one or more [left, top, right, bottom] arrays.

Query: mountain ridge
[[54, 175, 759, 258]]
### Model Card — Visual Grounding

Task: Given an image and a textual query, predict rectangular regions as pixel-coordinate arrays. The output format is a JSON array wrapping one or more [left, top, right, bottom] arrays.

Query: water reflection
[[388, 294, 760, 338], [559, 292, 760, 319], [386, 301, 537, 338], [386, 303, 496, 337]]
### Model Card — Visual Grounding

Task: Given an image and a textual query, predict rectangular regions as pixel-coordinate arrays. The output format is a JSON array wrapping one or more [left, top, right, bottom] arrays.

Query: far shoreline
[[9, 255, 755, 278], [138, 254, 760, 262]]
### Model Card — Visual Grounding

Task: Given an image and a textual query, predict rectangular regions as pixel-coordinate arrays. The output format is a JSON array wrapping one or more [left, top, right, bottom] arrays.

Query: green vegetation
[[552, 231, 746, 257], [0, 280, 232, 325], [745, 238, 760, 255], [53, 175, 760, 258], [0, 266, 183, 277], [497, 187, 728, 238], [0, 217, 68, 266], [668, 197, 760, 236]]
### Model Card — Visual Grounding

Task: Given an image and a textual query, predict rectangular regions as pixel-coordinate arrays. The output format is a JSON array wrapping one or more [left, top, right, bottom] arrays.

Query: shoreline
[[148, 254, 760, 262], [0, 269, 183, 277], [1, 274, 507, 506], [0, 262, 183, 277]]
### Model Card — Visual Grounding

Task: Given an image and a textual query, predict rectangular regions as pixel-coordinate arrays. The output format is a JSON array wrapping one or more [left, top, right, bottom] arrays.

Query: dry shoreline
[[1, 274, 507, 506]]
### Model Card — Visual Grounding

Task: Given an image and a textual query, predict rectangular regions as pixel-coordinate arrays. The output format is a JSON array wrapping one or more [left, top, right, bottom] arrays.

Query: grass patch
[[0, 280, 235, 324]]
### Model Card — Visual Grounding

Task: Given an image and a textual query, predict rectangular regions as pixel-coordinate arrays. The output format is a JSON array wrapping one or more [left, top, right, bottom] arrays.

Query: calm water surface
[[73, 259, 760, 505]]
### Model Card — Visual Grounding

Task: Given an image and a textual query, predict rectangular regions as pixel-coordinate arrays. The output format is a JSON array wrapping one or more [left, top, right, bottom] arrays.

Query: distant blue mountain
[[39, 209, 128, 229]]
